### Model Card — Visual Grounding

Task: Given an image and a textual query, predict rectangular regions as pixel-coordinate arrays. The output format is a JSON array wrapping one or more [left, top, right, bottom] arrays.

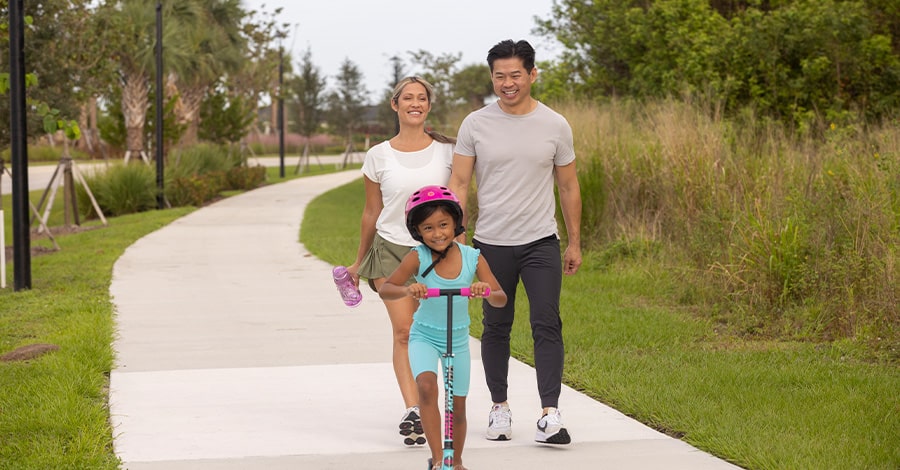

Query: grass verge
[[1, 207, 192, 469]]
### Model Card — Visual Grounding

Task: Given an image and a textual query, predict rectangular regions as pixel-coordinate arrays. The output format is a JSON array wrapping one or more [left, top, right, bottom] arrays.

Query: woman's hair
[[391, 76, 436, 105], [391, 76, 456, 145]]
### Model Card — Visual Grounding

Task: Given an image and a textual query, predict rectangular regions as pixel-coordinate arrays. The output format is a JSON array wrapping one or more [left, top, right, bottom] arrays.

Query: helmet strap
[[420, 244, 452, 278]]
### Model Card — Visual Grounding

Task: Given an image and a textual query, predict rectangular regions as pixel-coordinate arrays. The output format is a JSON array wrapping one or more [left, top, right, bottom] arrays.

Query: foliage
[[536, 0, 900, 128], [451, 63, 493, 112], [0, 1, 93, 145], [0, 3, 83, 145], [0, 144, 90, 163], [287, 47, 327, 139], [559, 98, 899, 359], [325, 58, 369, 143], [198, 83, 255, 144], [77, 163, 157, 218], [96, 85, 185, 156]]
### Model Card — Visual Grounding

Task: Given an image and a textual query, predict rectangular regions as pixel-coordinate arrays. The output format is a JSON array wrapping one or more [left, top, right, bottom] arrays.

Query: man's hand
[[563, 245, 582, 275]]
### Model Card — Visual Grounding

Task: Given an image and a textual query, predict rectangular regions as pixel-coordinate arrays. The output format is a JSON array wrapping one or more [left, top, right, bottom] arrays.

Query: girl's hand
[[407, 283, 428, 300], [469, 282, 491, 298]]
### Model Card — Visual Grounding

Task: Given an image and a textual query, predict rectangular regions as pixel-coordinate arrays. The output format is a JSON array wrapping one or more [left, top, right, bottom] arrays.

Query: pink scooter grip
[[425, 287, 490, 298]]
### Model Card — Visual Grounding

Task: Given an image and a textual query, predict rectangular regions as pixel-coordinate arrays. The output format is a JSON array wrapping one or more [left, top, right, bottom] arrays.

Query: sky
[[240, 0, 562, 103]]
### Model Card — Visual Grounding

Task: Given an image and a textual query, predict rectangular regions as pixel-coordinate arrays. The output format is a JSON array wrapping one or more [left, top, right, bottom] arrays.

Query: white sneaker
[[399, 406, 425, 446], [486, 403, 512, 441], [535, 407, 571, 444]]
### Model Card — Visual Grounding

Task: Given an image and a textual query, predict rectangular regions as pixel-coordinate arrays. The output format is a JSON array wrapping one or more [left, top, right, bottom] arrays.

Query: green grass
[[1, 207, 192, 469], [300, 179, 900, 470]]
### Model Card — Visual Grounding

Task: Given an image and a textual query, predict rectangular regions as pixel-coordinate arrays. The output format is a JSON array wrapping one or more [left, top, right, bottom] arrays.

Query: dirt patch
[[3, 225, 103, 259]]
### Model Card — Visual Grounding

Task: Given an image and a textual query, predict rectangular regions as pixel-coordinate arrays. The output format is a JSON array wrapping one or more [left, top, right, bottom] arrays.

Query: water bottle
[[332, 266, 362, 308]]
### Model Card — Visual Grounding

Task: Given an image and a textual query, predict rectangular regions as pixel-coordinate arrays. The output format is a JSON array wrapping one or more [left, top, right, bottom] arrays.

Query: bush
[[76, 163, 157, 218], [165, 173, 224, 207], [225, 165, 266, 191]]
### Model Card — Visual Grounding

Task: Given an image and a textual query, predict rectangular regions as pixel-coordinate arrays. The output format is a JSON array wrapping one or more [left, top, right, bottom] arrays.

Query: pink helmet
[[405, 185, 465, 242]]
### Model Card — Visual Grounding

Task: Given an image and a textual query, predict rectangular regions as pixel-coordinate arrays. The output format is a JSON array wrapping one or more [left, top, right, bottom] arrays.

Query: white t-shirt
[[362, 139, 454, 246], [455, 101, 576, 245]]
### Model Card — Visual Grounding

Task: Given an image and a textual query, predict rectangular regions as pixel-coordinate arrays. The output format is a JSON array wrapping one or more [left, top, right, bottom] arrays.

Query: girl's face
[[392, 81, 431, 126], [416, 207, 455, 251]]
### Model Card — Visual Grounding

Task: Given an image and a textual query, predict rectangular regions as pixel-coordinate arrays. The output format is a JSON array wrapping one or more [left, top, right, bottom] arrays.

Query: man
[[449, 39, 582, 445]]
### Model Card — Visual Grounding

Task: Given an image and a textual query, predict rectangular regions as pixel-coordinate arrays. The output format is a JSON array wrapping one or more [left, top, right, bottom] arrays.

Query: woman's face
[[392, 81, 431, 126]]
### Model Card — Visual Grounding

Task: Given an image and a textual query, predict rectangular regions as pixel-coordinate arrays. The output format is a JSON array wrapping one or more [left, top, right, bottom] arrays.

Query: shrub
[[225, 165, 266, 191], [76, 163, 156, 218]]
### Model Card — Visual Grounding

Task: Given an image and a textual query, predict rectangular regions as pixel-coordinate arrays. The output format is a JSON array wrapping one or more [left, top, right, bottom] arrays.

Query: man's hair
[[487, 39, 536, 72]]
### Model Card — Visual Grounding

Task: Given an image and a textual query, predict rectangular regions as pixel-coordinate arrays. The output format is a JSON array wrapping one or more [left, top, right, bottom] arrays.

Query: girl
[[380, 185, 507, 470]]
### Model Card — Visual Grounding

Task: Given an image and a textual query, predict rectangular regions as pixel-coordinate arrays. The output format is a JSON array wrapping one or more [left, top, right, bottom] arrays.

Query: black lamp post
[[278, 45, 285, 178], [9, 0, 31, 290], [155, 1, 165, 209]]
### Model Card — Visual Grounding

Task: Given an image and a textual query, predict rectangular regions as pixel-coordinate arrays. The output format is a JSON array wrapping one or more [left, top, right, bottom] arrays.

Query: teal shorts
[[408, 321, 471, 397]]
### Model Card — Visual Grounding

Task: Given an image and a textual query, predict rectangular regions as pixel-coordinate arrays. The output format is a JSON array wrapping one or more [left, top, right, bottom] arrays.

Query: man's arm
[[555, 162, 582, 275], [449, 153, 475, 242]]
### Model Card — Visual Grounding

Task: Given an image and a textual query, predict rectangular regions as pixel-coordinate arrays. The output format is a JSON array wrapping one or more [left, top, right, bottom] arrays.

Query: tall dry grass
[[560, 98, 899, 360]]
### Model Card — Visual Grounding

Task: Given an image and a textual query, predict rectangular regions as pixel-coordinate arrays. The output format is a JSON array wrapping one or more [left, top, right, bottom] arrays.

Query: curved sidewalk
[[108, 171, 742, 469]]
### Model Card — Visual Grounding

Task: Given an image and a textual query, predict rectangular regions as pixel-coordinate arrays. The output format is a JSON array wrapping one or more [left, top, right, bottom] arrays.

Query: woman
[[346, 76, 455, 446]]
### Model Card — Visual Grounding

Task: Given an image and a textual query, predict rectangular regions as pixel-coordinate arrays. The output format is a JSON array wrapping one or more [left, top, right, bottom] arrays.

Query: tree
[[96, 0, 202, 161], [170, 0, 246, 147], [228, 6, 289, 139], [536, 0, 900, 126], [451, 63, 493, 111], [0, 0, 94, 147], [287, 47, 326, 156], [197, 82, 254, 145], [325, 58, 368, 161]]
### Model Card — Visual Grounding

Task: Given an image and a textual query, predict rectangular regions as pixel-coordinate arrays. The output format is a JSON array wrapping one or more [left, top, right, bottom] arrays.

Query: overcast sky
[[240, 0, 562, 103]]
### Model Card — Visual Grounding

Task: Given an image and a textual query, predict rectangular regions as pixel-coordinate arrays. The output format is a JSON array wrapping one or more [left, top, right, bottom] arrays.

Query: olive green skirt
[[357, 233, 416, 291]]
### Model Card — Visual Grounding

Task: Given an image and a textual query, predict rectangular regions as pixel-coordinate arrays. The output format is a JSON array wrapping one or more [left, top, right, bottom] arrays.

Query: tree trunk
[[123, 72, 149, 155], [176, 86, 205, 147]]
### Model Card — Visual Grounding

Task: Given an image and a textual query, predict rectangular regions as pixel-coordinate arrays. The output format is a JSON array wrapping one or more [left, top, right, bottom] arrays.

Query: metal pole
[[278, 46, 285, 178], [155, 1, 165, 209], [9, 0, 31, 290]]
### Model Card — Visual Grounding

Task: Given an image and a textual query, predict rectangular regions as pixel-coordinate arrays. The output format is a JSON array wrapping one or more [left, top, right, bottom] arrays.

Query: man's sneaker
[[485, 403, 512, 440], [535, 407, 571, 444], [399, 406, 425, 445]]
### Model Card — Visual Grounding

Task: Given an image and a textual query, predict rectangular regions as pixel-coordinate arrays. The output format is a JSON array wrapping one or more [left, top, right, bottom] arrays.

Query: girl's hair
[[391, 76, 456, 145]]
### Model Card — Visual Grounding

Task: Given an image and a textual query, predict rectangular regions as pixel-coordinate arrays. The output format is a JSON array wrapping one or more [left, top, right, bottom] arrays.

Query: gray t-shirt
[[455, 101, 576, 245]]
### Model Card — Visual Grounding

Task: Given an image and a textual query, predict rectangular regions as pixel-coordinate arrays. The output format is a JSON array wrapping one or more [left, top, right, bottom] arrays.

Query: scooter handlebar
[[425, 287, 490, 298]]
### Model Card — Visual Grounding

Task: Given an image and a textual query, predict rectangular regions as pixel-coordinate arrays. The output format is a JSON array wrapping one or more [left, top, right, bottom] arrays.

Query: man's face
[[491, 57, 536, 107]]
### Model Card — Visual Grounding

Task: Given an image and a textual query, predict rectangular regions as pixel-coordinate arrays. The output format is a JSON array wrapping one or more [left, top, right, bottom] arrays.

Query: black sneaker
[[400, 406, 426, 445]]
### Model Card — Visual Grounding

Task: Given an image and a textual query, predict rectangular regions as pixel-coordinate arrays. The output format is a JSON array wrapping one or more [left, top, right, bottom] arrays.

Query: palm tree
[[170, 0, 246, 147], [99, 0, 200, 161]]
